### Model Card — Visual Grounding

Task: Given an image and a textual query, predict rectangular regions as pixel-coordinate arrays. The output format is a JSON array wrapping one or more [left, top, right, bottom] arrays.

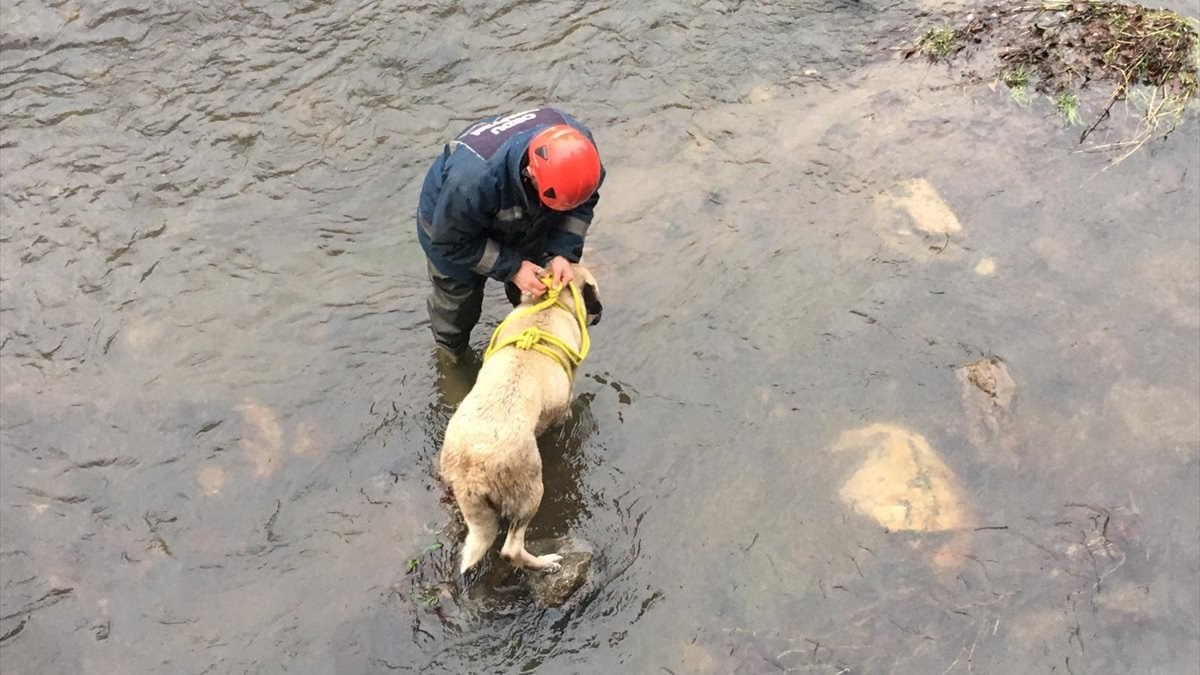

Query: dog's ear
[[582, 282, 602, 325], [571, 264, 603, 326]]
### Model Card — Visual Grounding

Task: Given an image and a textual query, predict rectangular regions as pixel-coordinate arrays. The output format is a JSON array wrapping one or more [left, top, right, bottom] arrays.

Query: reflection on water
[[2, 0, 1198, 673]]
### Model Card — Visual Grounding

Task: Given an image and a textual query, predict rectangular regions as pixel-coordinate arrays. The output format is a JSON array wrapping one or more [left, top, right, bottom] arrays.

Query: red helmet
[[526, 125, 601, 211]]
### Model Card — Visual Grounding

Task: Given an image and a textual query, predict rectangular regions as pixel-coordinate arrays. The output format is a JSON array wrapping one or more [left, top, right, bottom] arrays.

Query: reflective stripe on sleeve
[[472, 239, 502, 275], [562, 216, 589, 237]]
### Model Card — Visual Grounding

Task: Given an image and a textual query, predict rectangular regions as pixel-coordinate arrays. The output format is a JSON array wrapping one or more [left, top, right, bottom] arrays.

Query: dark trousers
[[426, 260, 522, 353]]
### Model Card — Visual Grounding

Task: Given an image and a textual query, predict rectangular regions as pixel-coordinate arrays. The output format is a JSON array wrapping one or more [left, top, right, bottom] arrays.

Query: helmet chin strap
[[519, 166, 543, 205]]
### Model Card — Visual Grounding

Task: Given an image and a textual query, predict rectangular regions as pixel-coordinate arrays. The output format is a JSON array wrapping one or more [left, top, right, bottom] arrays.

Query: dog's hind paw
[[535, 553, 563, 574]]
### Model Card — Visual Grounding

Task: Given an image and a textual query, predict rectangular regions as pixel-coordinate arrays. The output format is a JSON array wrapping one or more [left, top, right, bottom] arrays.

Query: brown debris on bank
[[906, 1, 1200, 153]]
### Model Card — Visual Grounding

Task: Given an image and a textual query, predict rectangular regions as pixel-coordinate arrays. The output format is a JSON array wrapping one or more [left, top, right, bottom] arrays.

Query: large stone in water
[[873, 177, 965, 259], [833, 423, 974, 533], [833, 423, 976, 569], [522, 538, 593, 608], [958, 357, 1021, 466], [961, 357, 1015, 405]]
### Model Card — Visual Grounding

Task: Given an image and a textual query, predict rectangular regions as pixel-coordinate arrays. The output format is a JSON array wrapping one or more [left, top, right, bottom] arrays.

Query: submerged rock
[[834, 423, 975, 533], [874, 178, 964, 259], [197, 465, 227, 496], [961, 357, 1015, 403], [958, 357, 1021, 467], [233, 398, 325, 478], [1140, 248, 1200, 328], [1106, 378, 1200, 459], [833, 423, 975, 568], [974, 257, 997, 276], [1094, 580, 1156, 618], [235, 398, 284, 478], [522, 538, 593, 608]]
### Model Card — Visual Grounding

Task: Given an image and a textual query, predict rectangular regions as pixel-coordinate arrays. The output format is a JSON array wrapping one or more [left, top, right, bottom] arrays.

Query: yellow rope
[[483, 274, 591, 377]]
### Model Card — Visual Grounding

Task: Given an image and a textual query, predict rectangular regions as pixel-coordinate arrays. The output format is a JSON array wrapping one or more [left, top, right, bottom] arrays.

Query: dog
[[439, 264, 602, 574]]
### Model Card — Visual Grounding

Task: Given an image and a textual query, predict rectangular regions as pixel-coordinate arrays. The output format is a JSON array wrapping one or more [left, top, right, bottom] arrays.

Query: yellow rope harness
[[483, 275, 591, 377]]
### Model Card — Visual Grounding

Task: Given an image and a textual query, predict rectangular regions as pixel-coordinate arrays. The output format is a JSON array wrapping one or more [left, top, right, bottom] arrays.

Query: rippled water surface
[[2, 1, 1199, 673]]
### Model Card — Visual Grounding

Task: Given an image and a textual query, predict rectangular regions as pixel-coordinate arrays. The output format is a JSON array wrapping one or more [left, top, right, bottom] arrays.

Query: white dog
[[439, 265, 602, 574]]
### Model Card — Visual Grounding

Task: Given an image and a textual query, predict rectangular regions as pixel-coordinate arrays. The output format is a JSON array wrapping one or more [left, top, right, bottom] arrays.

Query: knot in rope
[[482, 274, 591, 378], [513, 329, 542, 351]]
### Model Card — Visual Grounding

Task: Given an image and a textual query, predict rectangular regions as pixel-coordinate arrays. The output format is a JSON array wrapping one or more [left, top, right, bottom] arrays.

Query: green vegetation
[[908, 1, 1200, 155], [1056, 92, 1083, 126], [1003, 65, 1034, 106], [396, 538, 448, 609], [917, 25, 960, 61]]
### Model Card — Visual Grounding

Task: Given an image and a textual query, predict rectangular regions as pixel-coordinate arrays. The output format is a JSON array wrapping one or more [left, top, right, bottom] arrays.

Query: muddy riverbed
[[2, 0, 1198, 673]]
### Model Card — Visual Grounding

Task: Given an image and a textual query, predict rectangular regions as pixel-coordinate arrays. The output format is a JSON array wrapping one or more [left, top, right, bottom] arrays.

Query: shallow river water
[[2, 0, 1198, 673]]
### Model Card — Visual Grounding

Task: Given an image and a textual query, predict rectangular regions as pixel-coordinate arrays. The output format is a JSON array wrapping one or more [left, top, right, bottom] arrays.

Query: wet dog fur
[[439, 264, 602, 574]]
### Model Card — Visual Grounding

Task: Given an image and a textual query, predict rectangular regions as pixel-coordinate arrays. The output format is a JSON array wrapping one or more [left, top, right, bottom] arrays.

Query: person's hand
[[547, 256, 574, 289], [512, 260, 548, 296]]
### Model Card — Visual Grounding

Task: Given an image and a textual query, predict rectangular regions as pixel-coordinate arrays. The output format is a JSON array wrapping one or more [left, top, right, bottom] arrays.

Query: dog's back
[[441, 354, 555, 519]]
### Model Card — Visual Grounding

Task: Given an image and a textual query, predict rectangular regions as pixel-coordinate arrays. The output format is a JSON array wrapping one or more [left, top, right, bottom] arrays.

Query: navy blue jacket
[[417, 107, 604, 284]]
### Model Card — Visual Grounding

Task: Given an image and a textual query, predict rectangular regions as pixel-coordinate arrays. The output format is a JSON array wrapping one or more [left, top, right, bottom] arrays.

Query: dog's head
[[570, 264, 603, 326]]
